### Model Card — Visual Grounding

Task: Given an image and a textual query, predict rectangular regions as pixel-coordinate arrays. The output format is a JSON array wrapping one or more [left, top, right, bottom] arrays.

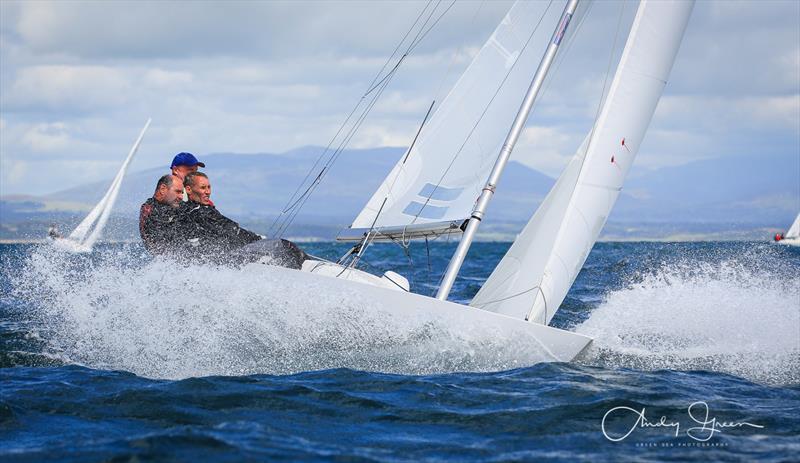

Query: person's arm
[[205, 208, 262, 246], [139, 201, 153, 242]]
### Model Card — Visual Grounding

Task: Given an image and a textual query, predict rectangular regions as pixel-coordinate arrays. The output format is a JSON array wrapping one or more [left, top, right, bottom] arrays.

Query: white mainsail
[[340, 1, 565, 240], [62, 119, 151, 251], [785, 213, 800, 239], [471, 0, 694, 323]]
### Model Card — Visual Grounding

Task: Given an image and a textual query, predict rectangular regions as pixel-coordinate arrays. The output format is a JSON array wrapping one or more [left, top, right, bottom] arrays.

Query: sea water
[[1, 241, 798, 461]]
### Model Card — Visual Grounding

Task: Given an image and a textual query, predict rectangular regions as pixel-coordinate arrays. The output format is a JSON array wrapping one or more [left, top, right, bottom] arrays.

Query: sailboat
[[51, 119, 151, 253], [247, 0, 694, 364], [774, 213, 800, 247]]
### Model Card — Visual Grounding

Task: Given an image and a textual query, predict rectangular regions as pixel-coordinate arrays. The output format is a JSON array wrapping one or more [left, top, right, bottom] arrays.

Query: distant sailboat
[[52, 119, 151, 253], [257, 0, 695, 364], [774, 213, 800, 247]]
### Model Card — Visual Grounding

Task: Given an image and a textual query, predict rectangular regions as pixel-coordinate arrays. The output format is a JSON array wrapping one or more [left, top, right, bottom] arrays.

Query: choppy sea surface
[[1, 241, 798, 461]]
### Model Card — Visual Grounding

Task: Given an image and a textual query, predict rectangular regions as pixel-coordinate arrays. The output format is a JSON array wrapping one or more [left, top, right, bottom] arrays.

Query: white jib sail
[[344, 1, 562, 238], [67, 119, 151, 248], [786, 213, 800, 239], [471, 0, 694, 323]]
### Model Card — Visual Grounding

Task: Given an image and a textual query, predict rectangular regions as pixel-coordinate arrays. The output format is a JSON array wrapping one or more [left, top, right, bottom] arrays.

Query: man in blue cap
[[170, 152, 206, 202]]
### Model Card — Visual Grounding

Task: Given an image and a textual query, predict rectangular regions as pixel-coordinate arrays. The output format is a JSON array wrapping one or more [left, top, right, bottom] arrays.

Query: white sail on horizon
[[341, 1, 567, 240], [61, 119, 151, 252], [471, 0, 694, 323], [786, 213, 800, 239]]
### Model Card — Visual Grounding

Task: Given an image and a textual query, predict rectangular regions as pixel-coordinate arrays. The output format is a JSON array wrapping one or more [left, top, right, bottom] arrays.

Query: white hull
[[247, 261, 594, 364], [300, 260, 410, 292], [775, 237, 800, 247]]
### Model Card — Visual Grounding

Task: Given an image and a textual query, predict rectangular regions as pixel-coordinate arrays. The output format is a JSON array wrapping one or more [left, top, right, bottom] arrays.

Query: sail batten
[[471, 0, 694, 323]]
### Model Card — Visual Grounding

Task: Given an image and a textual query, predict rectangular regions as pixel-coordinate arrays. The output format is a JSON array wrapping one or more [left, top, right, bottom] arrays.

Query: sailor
[[139, 174, 184, 254], [775, 233, 784, 242], [170, 152, 206, 202], [47, 223, 61, 240], [174, 172, 263, 257], [172, 172, 308, 267]]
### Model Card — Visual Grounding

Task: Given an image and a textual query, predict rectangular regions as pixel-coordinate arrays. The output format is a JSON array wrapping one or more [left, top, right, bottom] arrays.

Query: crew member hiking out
[[174, 171, 262, 257], [174, 172, 307, 267], [139, 174, 184, 254]]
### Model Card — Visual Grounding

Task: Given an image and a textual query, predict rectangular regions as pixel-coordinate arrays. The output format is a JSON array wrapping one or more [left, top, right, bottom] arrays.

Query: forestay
[[471, 0, 694, 323], [340, 1, 562, 241]]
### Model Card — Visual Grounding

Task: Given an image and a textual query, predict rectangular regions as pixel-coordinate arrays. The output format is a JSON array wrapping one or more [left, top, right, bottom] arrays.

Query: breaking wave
[[575, 247, 800, 385]]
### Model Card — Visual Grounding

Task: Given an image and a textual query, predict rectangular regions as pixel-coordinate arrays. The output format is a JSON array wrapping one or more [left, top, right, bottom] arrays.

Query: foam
[[13, 244, 799, 384], [575, 251, 800, 385], [12, 246, 543, 379]]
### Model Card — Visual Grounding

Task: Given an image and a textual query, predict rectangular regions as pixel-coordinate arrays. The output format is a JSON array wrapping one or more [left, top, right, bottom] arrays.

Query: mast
[[471, 0, 695, 322], [436, 0, 580, 301]]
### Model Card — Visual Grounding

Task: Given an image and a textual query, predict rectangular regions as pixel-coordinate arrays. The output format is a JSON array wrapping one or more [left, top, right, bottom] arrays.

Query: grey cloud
[[6, 0, 511, 60], [0, 0, 798, 196]]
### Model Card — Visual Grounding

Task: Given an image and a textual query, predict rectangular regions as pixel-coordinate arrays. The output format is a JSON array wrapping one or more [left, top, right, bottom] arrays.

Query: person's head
[[153, 174, 184, 208], [184, 171, 211, 205], [170, 152, 205, 180]]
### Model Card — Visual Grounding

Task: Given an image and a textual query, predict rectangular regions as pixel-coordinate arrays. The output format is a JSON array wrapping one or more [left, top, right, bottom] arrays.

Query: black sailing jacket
[[174, 200, 262, 255], [139, 197, 180, 254]]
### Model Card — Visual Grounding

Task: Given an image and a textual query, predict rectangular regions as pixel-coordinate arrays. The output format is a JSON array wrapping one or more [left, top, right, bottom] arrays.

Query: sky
[[0, 0, 798, 197]]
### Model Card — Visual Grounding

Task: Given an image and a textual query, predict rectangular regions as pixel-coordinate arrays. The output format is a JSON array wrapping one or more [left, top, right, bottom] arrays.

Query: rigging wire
[[350, 0, 488, 269], [268, 1, 436, 236], [269, 0, 457, 239], [407, 0, 556, 227], [341, 99, 437, 269]]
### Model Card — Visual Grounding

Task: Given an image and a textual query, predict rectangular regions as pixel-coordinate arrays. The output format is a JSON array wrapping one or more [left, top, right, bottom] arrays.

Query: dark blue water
[[2, 241, 799, 461]]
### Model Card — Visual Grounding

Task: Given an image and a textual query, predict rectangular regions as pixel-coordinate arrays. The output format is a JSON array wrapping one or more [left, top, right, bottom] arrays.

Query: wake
[[575, 247, 800, 386], [11, 243, 799, 384], [11, 245, 546, 379]]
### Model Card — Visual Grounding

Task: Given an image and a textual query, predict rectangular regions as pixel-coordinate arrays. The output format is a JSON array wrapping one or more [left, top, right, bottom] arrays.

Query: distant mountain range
[[615, 151, 799, 224], [1, 146, 797, 241]]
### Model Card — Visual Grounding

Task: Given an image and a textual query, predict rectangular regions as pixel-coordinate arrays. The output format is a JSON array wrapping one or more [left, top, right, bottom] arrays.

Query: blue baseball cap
[[170, 152, 205, 168]]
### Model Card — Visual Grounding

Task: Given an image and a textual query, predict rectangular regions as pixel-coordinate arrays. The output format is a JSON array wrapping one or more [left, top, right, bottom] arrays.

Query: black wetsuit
[[173, 201, 263, 257], [139, 197, 180, 254], [141, 198, 306, 267]]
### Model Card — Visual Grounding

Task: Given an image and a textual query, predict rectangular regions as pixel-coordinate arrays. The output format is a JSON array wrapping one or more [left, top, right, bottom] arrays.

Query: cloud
[[656, 94, 800, 134], [1, 158, 122, 194], [4, 65, 131, 112], [348, 121, 418, 149], [143, 69, 194, 88], [514, 125, 577, 176], [0, 0, 798, 198], [21, 122, 71, 152], [7, 0, 512, 60]]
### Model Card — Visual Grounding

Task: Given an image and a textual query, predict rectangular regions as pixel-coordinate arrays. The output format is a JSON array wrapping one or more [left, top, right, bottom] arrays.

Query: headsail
[[339, 1, 563, 241], [63, 119, 151, 251], [786, 213, 800, 239], [471, 0, 694, 323]]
